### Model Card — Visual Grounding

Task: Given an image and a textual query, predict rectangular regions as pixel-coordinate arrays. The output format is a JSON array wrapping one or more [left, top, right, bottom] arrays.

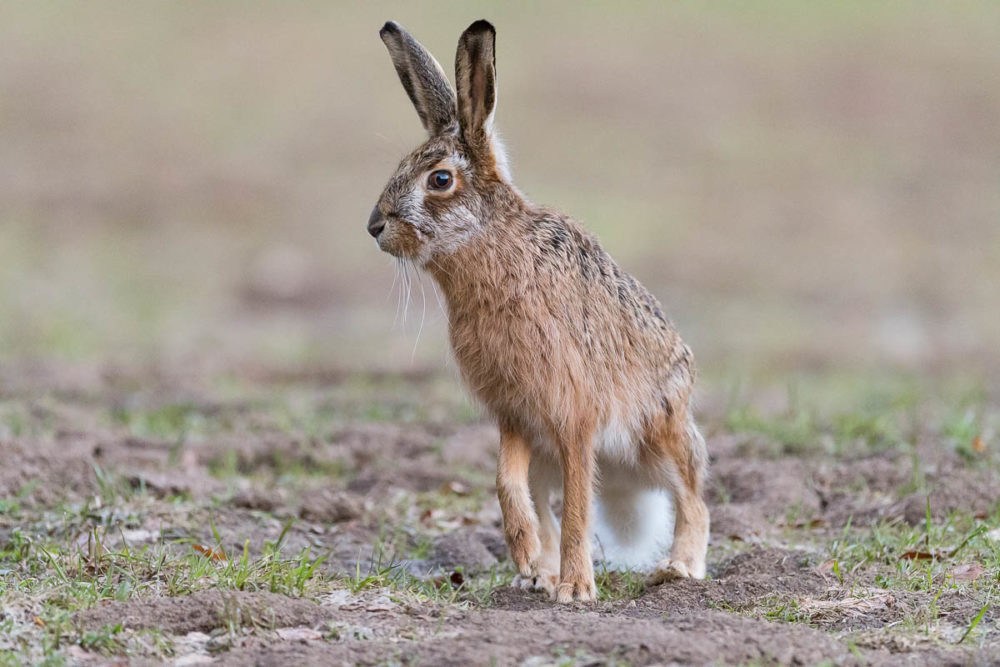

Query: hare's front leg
[[555, 427, 596, 603], [497, 429, 541, 579]]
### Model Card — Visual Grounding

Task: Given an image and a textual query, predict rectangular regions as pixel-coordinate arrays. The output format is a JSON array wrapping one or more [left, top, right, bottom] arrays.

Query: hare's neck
[[425, 226, 530, 318]]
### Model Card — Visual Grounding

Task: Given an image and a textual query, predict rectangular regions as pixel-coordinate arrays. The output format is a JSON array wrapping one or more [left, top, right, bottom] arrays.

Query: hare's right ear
[[379, 21, 458, 136]]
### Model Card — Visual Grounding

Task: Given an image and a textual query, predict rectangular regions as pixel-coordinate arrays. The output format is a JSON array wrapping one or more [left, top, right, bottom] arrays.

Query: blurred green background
[[2, 1, 998, 385]]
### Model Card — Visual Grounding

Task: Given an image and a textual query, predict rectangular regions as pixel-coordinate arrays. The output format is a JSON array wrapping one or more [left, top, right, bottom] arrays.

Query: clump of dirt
[[298, 489, 363, 524], [708, 457, 826, 537], [430, 530, 500, 572], [0, 441, 99, 506], [230, 487, 286, 512], [322, 423, 495, 496], [711, 446, 1000, 532], [815, 452, 911, 497], [711, 459, 821, 518], [709, 502, 774, 541], [715, 547, 816, 579], [632, 547, 827, 616], [810, 448, 1000, 527], [125, 468, 224, 499], [75, 591, 329, 634], [201, 435, 346, 479], [891, 468, 1000, 525], [488, 586, 554, 611]]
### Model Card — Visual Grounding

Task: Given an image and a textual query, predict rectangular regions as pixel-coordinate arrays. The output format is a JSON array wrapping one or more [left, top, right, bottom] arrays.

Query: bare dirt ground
[[1, 363, 998, 665]]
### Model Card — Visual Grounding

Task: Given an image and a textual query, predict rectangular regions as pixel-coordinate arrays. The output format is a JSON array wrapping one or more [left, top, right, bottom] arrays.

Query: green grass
[[0, 517, 336, 664], [595, 567, 647, 602], [2, 372, 998, 663]]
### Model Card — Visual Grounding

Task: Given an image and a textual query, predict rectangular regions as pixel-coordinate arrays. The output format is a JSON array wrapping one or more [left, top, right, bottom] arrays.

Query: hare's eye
[[427, 170, 453, 191]]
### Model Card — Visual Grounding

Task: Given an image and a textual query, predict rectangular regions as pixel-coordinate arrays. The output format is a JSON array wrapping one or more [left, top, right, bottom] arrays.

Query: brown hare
[[369, 19, 709, 602]]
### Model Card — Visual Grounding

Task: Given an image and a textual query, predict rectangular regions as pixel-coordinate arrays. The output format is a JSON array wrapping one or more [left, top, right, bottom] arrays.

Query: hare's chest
[[447, 309, 552, 411]]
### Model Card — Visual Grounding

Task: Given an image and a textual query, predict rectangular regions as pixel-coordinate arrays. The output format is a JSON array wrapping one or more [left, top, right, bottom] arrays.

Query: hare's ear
[[380, 21, 457, 136], [455, 20, 497, 152]]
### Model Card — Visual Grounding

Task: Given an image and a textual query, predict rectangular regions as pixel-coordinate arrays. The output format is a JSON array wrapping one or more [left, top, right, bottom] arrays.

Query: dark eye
[[427, 170, 453, 191]]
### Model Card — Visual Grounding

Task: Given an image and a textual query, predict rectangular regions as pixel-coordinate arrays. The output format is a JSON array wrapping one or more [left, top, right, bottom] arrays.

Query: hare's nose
[[367, 206, 386, 238]]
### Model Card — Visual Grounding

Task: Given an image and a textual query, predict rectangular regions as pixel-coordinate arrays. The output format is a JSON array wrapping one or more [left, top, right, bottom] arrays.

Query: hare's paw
[[554, 574, 596, 603], [506, 530, 541, 577], [648, 559, 693, 585], [512, 568, 558, 596], [512, 553, 559, 596]]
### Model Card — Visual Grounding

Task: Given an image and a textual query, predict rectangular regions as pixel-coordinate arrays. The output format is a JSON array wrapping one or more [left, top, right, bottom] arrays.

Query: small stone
[[321, 589, 354, 608], [366, 595, 395, 613], [276, 626, 323, 641]]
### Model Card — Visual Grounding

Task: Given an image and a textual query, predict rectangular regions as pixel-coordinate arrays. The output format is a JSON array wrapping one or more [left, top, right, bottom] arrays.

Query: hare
[[369, 20, 709, 602]]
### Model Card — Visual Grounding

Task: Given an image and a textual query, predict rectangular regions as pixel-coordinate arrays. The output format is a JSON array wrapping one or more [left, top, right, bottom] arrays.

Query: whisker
[[429, 279, 447, 320], [393, 258, 404, 327], [428, 257, 456, 281], [411, 261, 428, 361], [373, 132, 408, 155], [387, 257, 399, 303], [402, 259, 413, 326]]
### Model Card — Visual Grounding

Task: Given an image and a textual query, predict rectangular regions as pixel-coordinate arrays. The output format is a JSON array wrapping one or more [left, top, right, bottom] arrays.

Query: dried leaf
[[192, 544, 227, 561], [441, 480, 470, 496], [33, 616, 45, 627], [948, 562, 985, 583], [900, 550, 936, 561], [419, 507, 448, 527], [971, 436, 986, 453]]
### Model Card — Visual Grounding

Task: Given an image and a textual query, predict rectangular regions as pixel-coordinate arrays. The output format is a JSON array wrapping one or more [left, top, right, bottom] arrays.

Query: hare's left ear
[[380, 21, 458, 136], [455, 20, 497, 153]]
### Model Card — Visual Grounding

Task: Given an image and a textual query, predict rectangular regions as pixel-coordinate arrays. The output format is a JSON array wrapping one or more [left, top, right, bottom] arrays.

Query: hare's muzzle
[[367, 206, 386, 239]]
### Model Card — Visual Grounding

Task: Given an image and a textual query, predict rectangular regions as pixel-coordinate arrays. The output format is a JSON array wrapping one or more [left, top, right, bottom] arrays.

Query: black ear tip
[[380, 21, 401, 37], [466, 19, 495, 35]]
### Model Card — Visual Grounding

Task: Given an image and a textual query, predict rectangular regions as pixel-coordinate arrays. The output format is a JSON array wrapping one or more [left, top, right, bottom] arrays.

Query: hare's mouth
[[375, 219, 425, 259]]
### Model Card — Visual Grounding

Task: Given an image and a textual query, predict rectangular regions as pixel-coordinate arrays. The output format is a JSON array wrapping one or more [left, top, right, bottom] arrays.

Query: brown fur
[[371, 20, 709, 602]]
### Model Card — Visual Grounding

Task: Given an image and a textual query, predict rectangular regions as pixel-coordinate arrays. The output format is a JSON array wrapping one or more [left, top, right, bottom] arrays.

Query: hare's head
[[368, 20, 512, 265]]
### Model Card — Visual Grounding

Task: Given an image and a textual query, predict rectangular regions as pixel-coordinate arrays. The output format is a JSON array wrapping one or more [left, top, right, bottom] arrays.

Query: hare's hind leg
[[646, 412, 709, 582], [497, 428, 541, 578]]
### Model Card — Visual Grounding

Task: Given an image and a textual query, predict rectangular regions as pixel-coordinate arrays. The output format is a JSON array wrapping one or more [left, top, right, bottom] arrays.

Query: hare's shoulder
[[526, 209, 613, 281], [526, 210, 673, 334]]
